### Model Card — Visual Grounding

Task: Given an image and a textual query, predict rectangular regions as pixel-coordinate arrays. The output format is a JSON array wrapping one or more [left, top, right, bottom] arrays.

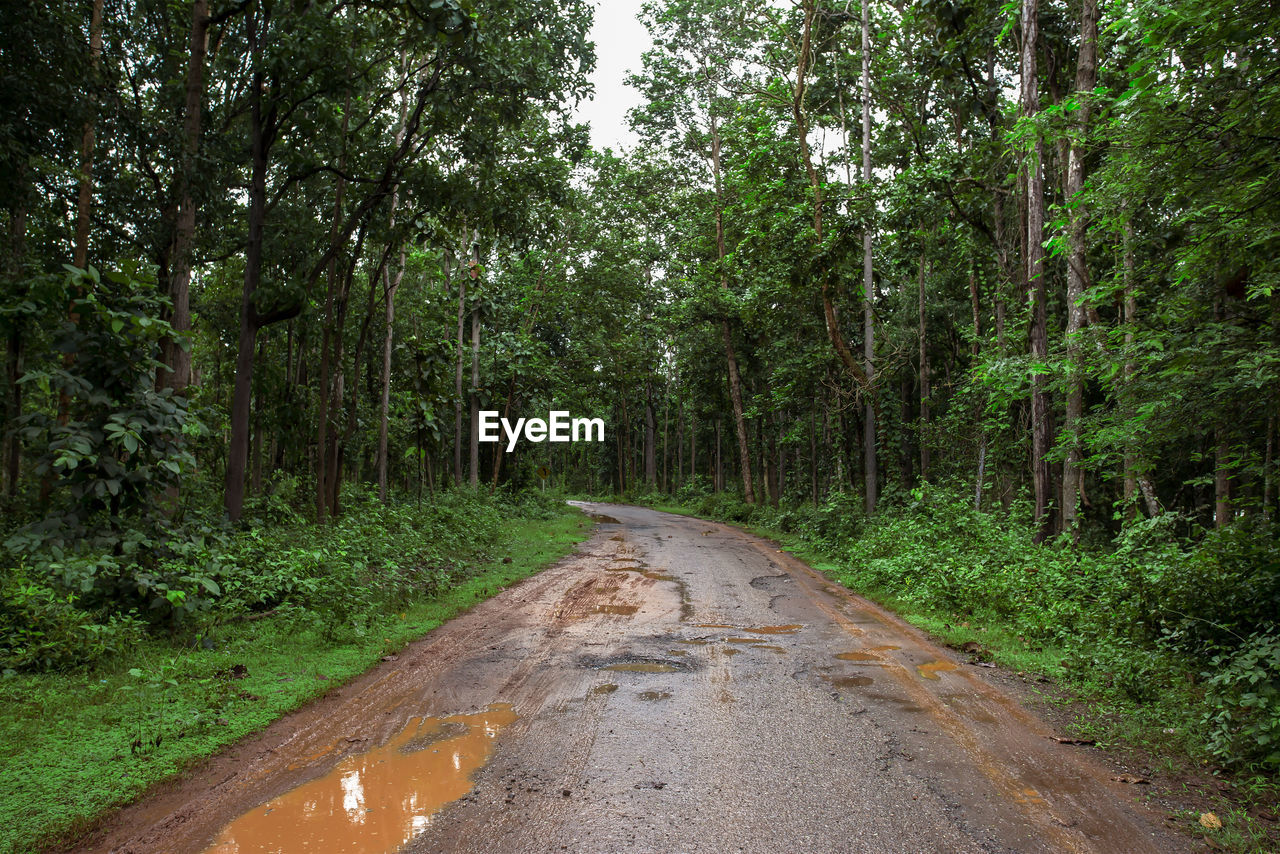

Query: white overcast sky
[[575, 0, 651, 152]]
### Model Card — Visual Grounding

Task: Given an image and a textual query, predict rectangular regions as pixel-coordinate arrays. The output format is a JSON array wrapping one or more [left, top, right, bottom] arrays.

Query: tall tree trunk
[[661, 383, 669, 493], [377, 250, 403, 502], [469, 304, 479, 488], [709, 116, 755, 504], [451, 252, 465, 486], [810, 410, 818, 506], [1021, 0, 1054, 538], [860, 0, 877, 514], [716, 418, 724, 494], [1215, 426, 1231, 527], [1122, 219, 1139, 518], [918, 249, 930, 481], [4, 186, 26, 497], [644, 380, 656, 486], [73, 0, 103, 270], [690, 409, 697, 485], [224, 15, 269, 522], [1061, 0, 1098, 533], [160, 0, 209, 393], [377, 78, 410, 503], [969, 264, 987, 509], [676, 401, 684, 491], [315, 93, 350, 521], [1263, 412, 1274, 521]]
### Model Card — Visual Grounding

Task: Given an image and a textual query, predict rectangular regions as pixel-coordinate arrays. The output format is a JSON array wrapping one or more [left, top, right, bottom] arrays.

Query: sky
[[575, 0, 652, 152]]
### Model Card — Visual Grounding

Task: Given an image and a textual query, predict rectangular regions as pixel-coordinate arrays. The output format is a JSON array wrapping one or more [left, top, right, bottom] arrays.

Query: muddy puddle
[[835, 651, 880, 663], [917, 660, 958, 680], [592, 604, 639, 616], [637, 690, 671, 701], [588, 513, 622, 524], [742, 624, 802, 635], [725, 637, 765, 644], [202, 703, 517, 854], [603, 662, 681, 673], [592, 683, 618, 695]]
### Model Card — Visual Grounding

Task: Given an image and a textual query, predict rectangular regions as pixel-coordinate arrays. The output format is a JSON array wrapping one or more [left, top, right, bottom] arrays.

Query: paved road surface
[[79, 503, 1188, 854]]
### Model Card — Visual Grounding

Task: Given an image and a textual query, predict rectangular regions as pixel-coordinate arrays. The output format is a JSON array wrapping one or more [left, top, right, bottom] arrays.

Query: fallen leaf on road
[[1110, 775, 1149, 784], [1049, 736, 1096, 745], [1199, 812, 1223, 830]]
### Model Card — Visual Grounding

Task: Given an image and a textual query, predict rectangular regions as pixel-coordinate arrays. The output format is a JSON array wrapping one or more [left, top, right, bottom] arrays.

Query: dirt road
[[79, 503, 1189, 853]]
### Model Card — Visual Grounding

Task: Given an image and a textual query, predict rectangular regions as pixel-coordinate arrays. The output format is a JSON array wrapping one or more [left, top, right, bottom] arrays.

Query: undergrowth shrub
[[2, 488, 566, 670], [0, 562, 144, 672]]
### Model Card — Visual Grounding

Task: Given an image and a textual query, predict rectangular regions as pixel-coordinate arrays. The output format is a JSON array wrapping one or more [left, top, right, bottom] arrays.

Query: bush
[[1, 488, 566, 670], [0, 562, 143, 672], [1202, 629, 1280, 771]]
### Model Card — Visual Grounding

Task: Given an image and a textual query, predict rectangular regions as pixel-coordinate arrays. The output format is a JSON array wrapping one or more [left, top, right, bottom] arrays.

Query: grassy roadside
[[0, 505, 589, 854], [634, 496, 1279, 853]]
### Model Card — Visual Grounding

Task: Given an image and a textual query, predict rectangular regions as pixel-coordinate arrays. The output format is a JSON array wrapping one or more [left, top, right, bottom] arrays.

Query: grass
[[0, 506, 590, 854]]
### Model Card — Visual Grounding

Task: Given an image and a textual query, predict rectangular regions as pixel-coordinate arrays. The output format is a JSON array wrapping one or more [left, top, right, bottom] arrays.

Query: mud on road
[[76, 503, 1191, 854]]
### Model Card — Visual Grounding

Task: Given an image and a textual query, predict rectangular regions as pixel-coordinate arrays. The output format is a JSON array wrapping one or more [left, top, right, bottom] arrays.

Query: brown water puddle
[[693, 623, 736, 629], [679, 639, 711, 646], [756, 644, 787, 654], [835, 651, 879, 662], [592, 683, 618, 695], [917, 660, 959, 680], [202, 703, 517, 854], [742, 624, 802, 635], [592, 604, 639, 616], [603, 662, 680, 673], [725, 637, 765, 644], [638, 690, 671, 701]]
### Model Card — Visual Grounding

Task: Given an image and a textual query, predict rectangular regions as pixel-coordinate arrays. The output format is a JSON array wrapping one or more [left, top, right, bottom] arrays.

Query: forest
[[1, 0, 1278, 849]]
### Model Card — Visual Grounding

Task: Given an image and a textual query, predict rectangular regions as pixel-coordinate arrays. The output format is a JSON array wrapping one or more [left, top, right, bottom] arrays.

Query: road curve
[[77, 503, 1189, 854]]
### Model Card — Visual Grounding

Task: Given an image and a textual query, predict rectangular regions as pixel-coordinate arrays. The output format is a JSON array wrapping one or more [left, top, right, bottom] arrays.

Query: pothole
[[835, 651, 880, 663], [637, 690, 671, 701], [202, 704, 517, 854], [592, 684, 618, 695], [584, 655, 692, 674], [604, 662, 681, 673]]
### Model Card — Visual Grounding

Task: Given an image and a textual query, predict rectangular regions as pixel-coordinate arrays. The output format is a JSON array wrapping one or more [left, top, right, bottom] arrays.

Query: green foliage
[[1203, 631, 1280, 771], [0, 562, 144, 673]]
